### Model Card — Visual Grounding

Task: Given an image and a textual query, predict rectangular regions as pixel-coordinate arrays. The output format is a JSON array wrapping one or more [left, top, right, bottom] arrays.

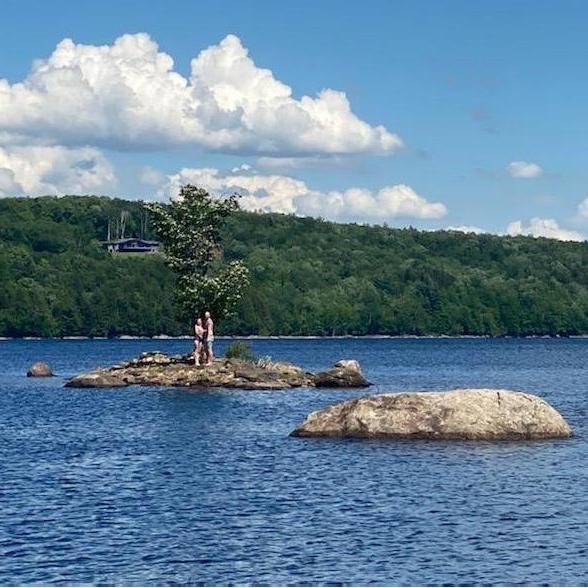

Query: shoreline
[[3, 334, 588, 341]]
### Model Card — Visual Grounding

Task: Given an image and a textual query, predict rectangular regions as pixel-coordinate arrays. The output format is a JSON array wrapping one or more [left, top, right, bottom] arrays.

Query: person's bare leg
[[195, 342, 201, 366], [206, 342, 213, 366]]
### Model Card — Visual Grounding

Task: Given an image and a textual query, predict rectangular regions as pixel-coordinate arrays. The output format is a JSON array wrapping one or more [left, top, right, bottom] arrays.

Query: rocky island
[[291, 389, 573, 440], [65, 351, 371, 390]]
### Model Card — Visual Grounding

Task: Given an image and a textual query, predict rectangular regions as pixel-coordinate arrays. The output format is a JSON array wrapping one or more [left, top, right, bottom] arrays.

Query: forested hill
[[2, 195, 588, 337]]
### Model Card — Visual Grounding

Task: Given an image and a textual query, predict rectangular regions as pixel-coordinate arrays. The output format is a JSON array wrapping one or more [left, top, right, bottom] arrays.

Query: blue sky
[[1, 0, 587, 239]]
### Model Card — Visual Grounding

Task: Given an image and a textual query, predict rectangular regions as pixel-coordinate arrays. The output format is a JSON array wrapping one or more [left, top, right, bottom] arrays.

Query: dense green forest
[[1, 195, 588, 337]]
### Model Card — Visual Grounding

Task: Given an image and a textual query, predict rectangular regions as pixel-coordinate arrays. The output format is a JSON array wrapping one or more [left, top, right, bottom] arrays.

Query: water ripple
[[0, 338, 587, 585]]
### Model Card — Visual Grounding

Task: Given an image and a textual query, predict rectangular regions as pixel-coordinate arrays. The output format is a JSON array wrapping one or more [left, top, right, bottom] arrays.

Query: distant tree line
[[1, 195, 588, 337]]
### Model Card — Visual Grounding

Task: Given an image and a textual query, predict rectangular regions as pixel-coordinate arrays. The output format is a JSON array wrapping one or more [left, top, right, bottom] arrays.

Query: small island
[[65, 351, 371, 390]]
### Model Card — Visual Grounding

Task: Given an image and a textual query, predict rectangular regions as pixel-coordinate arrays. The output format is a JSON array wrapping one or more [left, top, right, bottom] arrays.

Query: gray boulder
[[314, 359, 370, 388], [26, 362, 53, 377], [65, 372, 128, 388], [291, 389, 572, 440]]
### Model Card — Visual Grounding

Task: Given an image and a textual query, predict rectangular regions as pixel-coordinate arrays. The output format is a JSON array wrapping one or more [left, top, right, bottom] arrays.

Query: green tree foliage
[[0, 196, 180, 337], [146, 185, 250, 321], [1, 195, 588, 337], [224, 340, 257, 361]]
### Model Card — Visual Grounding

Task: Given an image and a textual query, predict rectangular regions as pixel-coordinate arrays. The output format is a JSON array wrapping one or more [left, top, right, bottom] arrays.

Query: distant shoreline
[[2, 334, 588, 341]]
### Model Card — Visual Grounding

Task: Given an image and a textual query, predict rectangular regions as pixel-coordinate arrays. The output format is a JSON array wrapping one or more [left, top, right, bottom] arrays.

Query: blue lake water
[[1, 338, 587, 586]]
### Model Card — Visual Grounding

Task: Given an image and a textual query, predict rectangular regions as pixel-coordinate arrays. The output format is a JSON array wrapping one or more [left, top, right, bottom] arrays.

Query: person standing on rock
[[193, 317, 205, 366], [204, 311, 214, 366]]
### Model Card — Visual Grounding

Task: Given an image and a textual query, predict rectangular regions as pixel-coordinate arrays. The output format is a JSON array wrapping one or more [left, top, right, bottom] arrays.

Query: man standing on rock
[[205, 311, 214, 366]]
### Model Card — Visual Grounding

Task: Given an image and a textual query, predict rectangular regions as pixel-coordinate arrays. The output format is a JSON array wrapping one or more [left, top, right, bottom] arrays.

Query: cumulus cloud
[[145, 165, 447, 223], [0, 146, 115, 196], [506, 218, 583, 242], [507, 161, 543, 178], [299, 185, 447, 222], [446, 225, 485, 234], [0, 33, 401, 156], [577, 198, 588, 219], [256, 155, 349, 170]]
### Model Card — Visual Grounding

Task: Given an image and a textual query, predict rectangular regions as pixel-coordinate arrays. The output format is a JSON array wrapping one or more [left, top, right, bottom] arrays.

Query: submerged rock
[[314, 359, 370, 388], [27, 362, 53, 377], [64, 352, 370, 391], [290, 389, 572, 440]]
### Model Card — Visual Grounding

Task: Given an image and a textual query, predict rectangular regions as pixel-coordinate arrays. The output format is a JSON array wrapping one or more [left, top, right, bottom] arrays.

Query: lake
[[1, 338, 587, 586]]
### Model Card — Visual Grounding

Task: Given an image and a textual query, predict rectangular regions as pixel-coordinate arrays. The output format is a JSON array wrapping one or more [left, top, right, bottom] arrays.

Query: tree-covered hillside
[[2, 195, 588, 337]]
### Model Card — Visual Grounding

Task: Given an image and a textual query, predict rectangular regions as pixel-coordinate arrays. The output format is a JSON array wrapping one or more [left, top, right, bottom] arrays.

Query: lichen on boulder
[[290, 389, 572, 440]]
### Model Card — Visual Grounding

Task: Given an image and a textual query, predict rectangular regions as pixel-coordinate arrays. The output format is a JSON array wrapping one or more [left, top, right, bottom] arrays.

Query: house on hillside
[[102, 238, 160, 254]]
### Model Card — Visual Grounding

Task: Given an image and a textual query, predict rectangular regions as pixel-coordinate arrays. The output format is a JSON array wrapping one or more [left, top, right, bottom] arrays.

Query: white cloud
[[147, 166, 447, 223], [299, 185, 447, 221], [506, 218, 583, 242], [0, 146, 115, 196], [577, 198, 588, 219], [0, 33, 401, 156], [507, 161, 543, 178], [256, 155, 349, 170], [140, 166, 167, 187], [446, 225, 485, 234], [231, 163, 252, 173]]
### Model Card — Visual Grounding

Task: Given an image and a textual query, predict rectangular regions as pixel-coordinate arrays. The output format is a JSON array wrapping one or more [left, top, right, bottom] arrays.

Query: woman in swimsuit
[[193, 317, 205, 366]]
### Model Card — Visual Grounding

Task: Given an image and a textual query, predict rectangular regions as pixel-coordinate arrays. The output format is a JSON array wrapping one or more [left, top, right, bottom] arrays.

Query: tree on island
[[146, 185, 250, 323]]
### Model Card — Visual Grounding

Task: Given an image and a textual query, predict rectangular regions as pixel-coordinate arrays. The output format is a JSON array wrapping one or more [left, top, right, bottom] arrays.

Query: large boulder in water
[[290, 389, 572, 440], [65, 371, 128, 388], [26, 362, 53, 377], [314, 359, 370, 388]]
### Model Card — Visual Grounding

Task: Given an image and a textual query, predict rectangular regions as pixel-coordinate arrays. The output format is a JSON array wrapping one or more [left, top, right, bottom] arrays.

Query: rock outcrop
[[26, 362, 53, 377], [65, 372, 127, 388], [314, 359, 370, 388], [65, 352, 367, 391], [290, 389, 572, 440]]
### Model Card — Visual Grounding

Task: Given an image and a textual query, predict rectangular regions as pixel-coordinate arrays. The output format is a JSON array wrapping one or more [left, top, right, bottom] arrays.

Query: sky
[[1, 0, 588, 240]]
